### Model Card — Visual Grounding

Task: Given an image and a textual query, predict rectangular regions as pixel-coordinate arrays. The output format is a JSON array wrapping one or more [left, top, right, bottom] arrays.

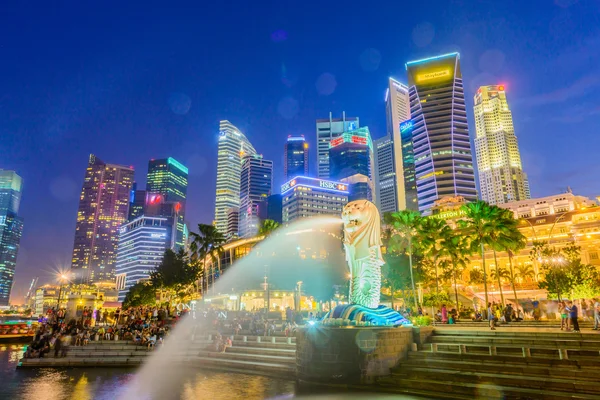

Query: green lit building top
[[146, 158, 189, 250], [146, 157, 188, 205]]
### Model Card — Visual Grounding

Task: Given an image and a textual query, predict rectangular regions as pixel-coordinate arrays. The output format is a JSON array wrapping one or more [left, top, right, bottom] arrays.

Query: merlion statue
[[341, 200, 384, 308], [322, 199, 410, 326]]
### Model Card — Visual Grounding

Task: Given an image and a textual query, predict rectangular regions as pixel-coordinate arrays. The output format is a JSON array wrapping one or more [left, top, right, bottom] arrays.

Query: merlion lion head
[[341, 200, 382, 249]]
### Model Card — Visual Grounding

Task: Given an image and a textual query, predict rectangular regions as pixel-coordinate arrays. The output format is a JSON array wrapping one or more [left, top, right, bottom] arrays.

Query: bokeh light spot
[[359, 48, 381, 72], [479, 49, 506, 74], [277, 96, 299, 119], [412, 22, 435, 47], [315, 73, 337, 96], [168, 92, 192, 115], [271, 30, 288, 43], [50, 176, 78, 202]]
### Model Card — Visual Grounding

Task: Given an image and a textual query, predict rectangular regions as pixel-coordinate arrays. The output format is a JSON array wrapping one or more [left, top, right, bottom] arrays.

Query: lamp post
[[296, 281, 303, 311], [56, 273, 69, 310]]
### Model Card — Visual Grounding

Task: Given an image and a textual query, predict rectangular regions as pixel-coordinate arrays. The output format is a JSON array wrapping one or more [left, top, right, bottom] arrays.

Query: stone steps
[[403, 355, 600, 381], [431, 335, 600, 347], [408, 350, 600, 368], [393, 366, 600, 395], [197, 350, 295, 365], [378, 376, 600, 400], [433, 329, 600, 339], [19, 356, 146, 367], [226, 346, 295, 357], [181, 356, 295, 377]]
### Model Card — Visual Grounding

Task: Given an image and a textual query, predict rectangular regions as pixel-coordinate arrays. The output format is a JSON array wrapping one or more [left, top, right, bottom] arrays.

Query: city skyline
[[3, 1, 599, 303]]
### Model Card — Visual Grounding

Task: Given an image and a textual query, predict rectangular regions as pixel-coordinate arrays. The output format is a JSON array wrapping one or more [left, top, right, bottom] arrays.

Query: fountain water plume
[[120, 216, 344, 399]]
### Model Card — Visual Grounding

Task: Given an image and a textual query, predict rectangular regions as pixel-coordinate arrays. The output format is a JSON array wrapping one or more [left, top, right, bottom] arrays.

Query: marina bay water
[[0, 344, 295, 400]]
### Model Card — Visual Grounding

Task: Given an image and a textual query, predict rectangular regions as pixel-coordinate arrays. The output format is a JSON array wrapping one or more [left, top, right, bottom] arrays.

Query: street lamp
[[296, 281, 303, 311], [56, 273, 70, 310]]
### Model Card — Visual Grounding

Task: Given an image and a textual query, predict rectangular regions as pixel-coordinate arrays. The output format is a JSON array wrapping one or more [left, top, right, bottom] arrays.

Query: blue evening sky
[[2, 0, 599, 302]]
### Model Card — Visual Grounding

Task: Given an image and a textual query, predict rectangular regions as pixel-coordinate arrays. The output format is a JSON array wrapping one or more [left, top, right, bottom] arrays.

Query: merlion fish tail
[[349, 247, 383, 309]]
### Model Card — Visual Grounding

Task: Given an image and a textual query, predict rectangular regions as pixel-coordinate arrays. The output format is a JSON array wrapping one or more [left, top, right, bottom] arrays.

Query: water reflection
[[0, 344, 294, 400]]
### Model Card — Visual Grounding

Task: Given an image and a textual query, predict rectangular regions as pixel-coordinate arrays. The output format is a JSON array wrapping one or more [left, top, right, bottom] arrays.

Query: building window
[[590, 252, 599, 260]]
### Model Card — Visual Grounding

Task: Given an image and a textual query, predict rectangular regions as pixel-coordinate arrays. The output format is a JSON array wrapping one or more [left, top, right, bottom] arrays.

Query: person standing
[[568, 301, 580, 333], [559, 301, 568, 330], [593, 298, 600, 331], [488, 303, 496, 330], [441, 305, 448, 324]]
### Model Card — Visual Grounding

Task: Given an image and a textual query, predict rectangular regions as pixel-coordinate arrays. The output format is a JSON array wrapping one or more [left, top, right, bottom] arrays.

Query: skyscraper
[[0, 170, 24, 305], [316, 112, 359, 179], [281, 176, 348, 223], [238, 155, 273, 238], [71, 154, 134, 283], [115, 216, 171, 302], [284, 135, 309, 181], [406, 53, 477, 215], [146, 157, 188, 249], [328, 127, 374, 202], [474, 85, 530, 204], [374, 78, 417, 214], [128, 183, 146, 221], [214, 120, 257, 235]]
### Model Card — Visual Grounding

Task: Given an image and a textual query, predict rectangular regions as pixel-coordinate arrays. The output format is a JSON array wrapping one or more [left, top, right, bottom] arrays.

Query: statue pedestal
[[296, 325, 413, 387]]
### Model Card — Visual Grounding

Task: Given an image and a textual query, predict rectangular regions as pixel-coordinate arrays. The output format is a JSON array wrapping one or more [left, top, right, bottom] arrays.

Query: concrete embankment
[[18, 334, 296, 378]]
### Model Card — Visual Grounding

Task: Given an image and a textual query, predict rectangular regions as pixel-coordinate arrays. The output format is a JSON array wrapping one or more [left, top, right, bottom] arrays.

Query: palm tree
[[490, 265, 510, 303], [505, 234, 527, 312], [386, 210, 421, 310], [458, 201, 503, 315], [488, 210, 525, 306], [417, 217, 452, 299], [515, 263, 535, 284], [258, 219, 281, 237], [440, 233, 470, 310], [529, 240, 548, 282], [189, 224, 226, 298]]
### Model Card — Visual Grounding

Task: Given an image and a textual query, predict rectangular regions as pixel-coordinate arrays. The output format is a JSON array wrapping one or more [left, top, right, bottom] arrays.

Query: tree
[[258, 219, 281, 237], [490, 266, 510, 303], [515, 263, 535, 284], [385, 210, 421, 309], [416, 217, 452, 300], [440, 233, 470, 310], [538, 245, 597, 300], [150, 249, 198, 302], [123, 282, 156, 308], [489, 209, 526, 306], [189, 224, 226, 297], [458, 201, 505, 314], [505, 234, 527, 311], [381, 254, 412, 310], [528, 240, 548, 282]]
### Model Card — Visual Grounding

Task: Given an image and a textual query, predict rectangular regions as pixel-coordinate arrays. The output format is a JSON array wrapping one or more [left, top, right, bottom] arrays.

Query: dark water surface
[[0, 344, 295, 400]]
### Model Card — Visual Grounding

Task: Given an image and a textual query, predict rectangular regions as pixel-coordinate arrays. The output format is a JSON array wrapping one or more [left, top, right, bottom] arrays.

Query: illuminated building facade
[[281, 176, 348, 223], [115, 216, 172, 302], [71, 154, 134, 283], [406, 53, 477, 215], [226, 207, 240, 239], [284, 135, 309, 181], [146, 157, 188, 250], [128, 183, 146, 221], [374, 78, 417, 214], [328, 127, 374, 202], [316, 112, 359, 179], [431, 193, 600, 300], [214, 120, 257, 235], [0, 170, 24, 305], [474, 85, 529, 204], [239, 155, 273, 238]]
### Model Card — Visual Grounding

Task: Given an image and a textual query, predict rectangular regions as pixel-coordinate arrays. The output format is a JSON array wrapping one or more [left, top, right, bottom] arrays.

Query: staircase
[[19, 333, 297, 378], [379, 328, 600, 399]]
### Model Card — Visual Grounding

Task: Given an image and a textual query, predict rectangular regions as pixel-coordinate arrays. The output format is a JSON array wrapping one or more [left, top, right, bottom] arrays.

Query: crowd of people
[[24, 305, 179, 359]]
